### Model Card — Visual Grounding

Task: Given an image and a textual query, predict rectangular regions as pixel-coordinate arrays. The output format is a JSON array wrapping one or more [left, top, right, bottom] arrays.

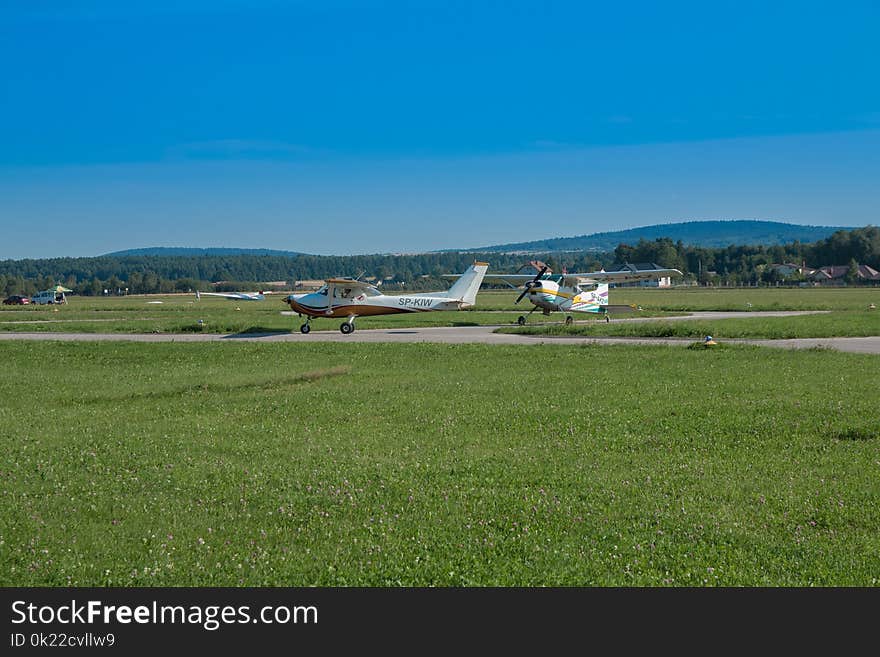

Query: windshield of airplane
[[334, 286, 381, 298], [316, 284, 380, 298]]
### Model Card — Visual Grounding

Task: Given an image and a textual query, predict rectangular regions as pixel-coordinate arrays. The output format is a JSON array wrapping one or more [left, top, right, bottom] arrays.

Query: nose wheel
[[516, 307, 539, 326], [300, 323, 311, 334], [564, 316, 574, 326]]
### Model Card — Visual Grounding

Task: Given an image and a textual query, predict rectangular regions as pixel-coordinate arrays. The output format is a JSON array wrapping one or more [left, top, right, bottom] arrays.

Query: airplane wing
[[197, 291, 265, 301], [442, 273, 537, 288], [323, 278, 382, 299], [560, 267, 683, 286], [482, 274, 547, 288], [325, 278, 380, 292], [445, 267, 682, 288]]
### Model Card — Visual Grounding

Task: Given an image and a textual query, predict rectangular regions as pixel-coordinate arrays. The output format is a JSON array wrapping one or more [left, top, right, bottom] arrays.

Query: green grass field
[[2, 287, 878, 337], [0, 291, 669, 335], [2, 341, 878, 586]]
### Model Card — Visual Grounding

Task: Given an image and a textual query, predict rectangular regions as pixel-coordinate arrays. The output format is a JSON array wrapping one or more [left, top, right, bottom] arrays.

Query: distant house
[[809, 264, 880, 284], [608, 262, 676, 288], [637, 276, 674, 288], [770, 262, 817, 277], [294, 280, 325, 290], [859, 265, 880, 281]]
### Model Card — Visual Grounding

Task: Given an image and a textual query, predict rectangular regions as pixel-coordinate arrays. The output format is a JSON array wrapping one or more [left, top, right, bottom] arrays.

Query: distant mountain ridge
[[467, 220, 858, 253], [104, 247, 301, 257], [103, 221, 858, 259]]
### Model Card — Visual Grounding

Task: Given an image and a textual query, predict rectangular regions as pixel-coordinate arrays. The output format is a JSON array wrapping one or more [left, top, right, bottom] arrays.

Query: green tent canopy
[[50, 285, 73, 293]]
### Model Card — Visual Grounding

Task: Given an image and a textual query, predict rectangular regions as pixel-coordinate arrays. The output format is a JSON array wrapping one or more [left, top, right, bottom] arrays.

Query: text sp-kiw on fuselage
[[448, 261, 682, 325], [283, 262, 488, 334]]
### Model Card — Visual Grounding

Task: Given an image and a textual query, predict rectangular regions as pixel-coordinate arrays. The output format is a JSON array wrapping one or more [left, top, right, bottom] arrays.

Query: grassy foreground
[[1, 340, 878, 586]]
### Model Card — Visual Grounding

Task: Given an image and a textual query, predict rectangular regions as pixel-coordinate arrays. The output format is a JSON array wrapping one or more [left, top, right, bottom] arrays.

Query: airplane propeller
[[515, 266, 548, 304]]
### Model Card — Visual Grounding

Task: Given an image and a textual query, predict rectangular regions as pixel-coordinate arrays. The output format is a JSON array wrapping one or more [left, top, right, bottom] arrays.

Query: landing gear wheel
[[565, 316, 574, 326], [517, 315, 526, 326], [300, 324, 311, 334], [340, 322, 354, 335]]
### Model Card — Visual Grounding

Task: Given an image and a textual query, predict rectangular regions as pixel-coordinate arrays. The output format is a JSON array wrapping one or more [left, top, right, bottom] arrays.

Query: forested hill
[[469, 220, 858, 253], [0, 251, 541, 293], [105, 247, 301, 257]]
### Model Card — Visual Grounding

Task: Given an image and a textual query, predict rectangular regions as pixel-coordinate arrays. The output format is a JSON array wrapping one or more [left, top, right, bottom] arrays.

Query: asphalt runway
[[1, 311, 879, 353]]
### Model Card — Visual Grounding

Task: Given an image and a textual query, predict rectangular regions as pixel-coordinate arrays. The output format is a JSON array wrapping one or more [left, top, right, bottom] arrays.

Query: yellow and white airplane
[[284, 262, 488, 334], [449, 261, 682, 325]]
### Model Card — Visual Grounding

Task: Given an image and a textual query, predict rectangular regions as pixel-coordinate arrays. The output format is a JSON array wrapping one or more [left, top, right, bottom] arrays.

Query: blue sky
[[1, 0, 878, 259]]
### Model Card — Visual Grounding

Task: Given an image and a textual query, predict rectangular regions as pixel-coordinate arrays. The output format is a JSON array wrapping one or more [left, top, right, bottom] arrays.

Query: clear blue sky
[[1, 0, 878, 259]]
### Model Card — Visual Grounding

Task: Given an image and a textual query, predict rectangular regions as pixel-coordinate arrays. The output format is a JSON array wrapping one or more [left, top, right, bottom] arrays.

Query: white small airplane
[[448, 261, 682, 325], [196, 290, 267, 301], [284, 262, 488, 334]]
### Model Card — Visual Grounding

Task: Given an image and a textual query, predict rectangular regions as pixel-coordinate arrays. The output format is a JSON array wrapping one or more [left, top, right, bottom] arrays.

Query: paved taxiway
[[1, 311, 878, 354]]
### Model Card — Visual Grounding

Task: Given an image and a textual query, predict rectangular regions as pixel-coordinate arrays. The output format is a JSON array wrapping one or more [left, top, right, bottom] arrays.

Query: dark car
[[2, 295, 31, 305]]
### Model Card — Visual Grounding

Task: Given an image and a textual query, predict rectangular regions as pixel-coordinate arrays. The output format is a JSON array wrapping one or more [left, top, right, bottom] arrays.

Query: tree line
[[1, 226, 878, 296], [0, 253, 543, 297], [612, 226, 880, 285]]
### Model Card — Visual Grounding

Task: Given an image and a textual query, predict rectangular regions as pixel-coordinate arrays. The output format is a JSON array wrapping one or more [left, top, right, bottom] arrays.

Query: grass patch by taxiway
[[0, 292, 673, 334], [1, 340, 878, 586], [4, 288, 880, 337], [500, 310, 880, 339]]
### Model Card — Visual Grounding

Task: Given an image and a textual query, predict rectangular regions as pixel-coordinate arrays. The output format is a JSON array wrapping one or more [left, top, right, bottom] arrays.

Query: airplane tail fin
[[574, 283, 609, 312], [446, 262, 489, 306]]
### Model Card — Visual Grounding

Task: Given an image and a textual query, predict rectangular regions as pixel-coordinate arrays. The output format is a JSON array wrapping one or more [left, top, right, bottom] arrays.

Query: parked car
[[30, 290, 66, 305], [3, 295, 31, 305]]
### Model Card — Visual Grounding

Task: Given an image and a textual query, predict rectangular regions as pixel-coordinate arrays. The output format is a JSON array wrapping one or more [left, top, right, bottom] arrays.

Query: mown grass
[[607, 287, 880, 311], [501, 310, 880, 339], [0, 293, 669, 334], [2, 288, 878, 337], [476, 286, 879, 311], [1, 341, 878, 586]]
